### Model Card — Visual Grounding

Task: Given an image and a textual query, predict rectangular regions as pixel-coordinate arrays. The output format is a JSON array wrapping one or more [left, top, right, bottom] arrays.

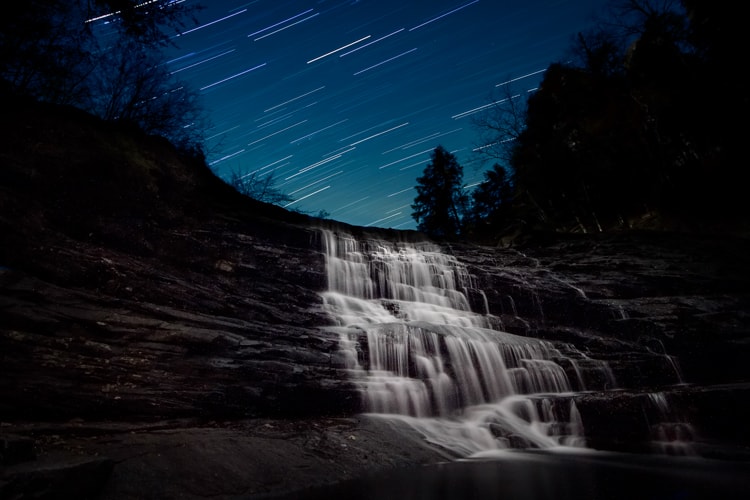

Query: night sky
[[163, 0, 605, 229]]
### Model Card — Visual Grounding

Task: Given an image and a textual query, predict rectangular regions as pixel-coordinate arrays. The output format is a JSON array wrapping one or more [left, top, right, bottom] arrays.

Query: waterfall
[[646, 392, 696, 455], [320, 229, 611, 456]]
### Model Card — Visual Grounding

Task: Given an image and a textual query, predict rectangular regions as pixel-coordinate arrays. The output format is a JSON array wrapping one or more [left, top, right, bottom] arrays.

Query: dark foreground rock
[[1, 417, 449, 500]]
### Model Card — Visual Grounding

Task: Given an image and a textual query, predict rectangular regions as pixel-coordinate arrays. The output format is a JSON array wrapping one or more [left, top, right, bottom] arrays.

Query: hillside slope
[[0, 96, 455, 498], [0, 95, 365, 420]]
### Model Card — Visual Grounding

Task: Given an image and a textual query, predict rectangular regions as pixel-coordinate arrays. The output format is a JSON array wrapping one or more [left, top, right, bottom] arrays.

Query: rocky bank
[[2, 97, 750, 499]]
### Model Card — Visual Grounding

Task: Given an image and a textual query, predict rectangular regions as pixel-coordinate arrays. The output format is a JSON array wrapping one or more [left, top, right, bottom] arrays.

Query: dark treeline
[[2, 1, 745, 240], [414, 0, 747, 242]]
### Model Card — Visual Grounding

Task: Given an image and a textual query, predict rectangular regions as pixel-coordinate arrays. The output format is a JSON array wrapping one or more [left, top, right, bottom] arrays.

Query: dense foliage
[[418, 0, 747, 241]]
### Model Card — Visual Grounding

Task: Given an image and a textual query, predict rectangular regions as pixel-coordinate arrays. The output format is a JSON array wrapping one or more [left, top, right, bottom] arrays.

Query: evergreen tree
[[411, 146, 468, 239], [465, 163, 514, 238]]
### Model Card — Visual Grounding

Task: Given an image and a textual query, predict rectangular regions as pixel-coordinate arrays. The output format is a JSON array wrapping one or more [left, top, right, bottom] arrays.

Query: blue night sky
[[163, 0, 606, 229]]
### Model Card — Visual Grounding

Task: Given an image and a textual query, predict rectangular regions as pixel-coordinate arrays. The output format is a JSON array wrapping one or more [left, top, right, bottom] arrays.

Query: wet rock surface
[[1, 417, 449, 500], [2, 98, 750, 498], [451, 232, 750, 458], [453, 232, 750, 387], [0, 230, 355, 423]]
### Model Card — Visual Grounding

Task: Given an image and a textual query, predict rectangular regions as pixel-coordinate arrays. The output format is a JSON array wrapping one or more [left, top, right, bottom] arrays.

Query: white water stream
[[319, 230, 627, 456]]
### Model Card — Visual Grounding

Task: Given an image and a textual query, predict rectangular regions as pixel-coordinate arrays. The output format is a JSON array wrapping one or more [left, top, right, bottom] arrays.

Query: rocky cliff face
[[452, 233, 750, 453], [2, 98, 749, 498], [458, 232, 750, 387], [0, 97, 360, 422]]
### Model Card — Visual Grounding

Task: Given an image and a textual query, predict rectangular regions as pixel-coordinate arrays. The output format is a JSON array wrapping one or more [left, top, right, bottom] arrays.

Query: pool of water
[[267, 449, 750, 500]]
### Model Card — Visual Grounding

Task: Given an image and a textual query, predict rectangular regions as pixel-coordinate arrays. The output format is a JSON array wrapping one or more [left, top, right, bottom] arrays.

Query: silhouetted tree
[[510, 61, 658, 231], [0, 0, 205, 152], [464, 163, 514, 237], [471, 84, 527, 165], [679, 0, 747, 220], [87, 0, 200, 45], [0, 1, 93, 106], [472, 0, 749, 233], [229, 169, 292, 206], [87, 37, 206, 151], [411, 146, 468, 239]]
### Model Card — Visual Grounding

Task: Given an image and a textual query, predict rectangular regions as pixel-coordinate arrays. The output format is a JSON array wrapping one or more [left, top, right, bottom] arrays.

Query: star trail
[[158, 0, 604, 229]]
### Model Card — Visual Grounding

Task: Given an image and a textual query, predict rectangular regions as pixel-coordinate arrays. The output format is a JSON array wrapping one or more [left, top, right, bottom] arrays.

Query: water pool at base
[[268, 449, 750, 500]]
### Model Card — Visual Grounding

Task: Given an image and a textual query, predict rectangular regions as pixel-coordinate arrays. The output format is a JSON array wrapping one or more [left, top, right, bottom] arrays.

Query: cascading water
[[319, 229, 622, 456], [647, 392, 696, 455]]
